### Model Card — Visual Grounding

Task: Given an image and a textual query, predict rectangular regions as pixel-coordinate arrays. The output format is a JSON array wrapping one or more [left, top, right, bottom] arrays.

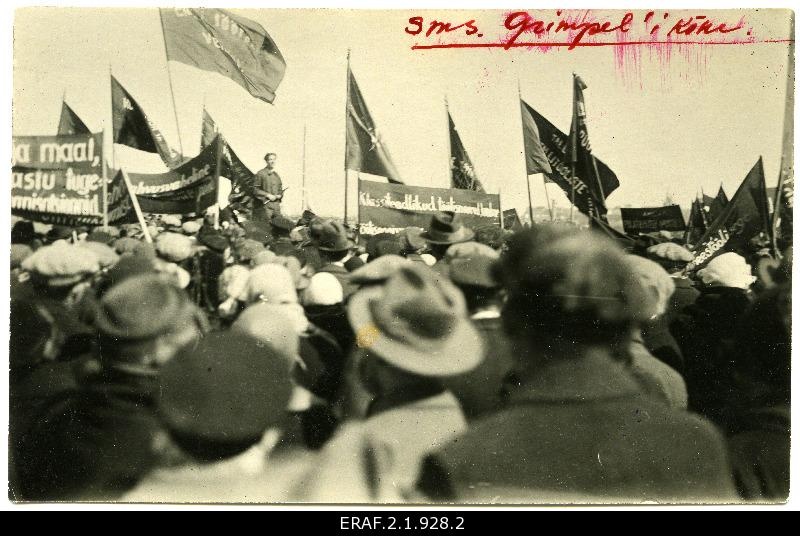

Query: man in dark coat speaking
[[252, 152, 284, 222]]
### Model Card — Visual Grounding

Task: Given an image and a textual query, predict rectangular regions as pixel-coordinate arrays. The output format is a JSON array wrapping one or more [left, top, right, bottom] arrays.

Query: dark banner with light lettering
[[11, 133, 105, 226], [358, 179, 500, 236], [620, 205, 686, 234]]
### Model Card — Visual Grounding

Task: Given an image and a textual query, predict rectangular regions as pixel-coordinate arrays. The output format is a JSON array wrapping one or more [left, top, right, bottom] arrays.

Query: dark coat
[[418, 353, 736, 503], [672, 286, 753, 424], [442, 315, 516, 420], [12, 366, 163, 501]]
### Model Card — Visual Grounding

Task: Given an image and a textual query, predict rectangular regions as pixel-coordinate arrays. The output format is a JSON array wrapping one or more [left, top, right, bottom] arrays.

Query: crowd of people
[[8, 206, 791, 503]]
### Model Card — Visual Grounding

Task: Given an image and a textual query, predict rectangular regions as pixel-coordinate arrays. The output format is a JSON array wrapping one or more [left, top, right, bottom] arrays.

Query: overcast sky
[[12, 7, 793, 219]]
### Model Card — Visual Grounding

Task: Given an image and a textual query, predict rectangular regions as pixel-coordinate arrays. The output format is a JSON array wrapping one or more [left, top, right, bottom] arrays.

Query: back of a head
[[158, 331, 293, 462], [499, 226, 651, 352]]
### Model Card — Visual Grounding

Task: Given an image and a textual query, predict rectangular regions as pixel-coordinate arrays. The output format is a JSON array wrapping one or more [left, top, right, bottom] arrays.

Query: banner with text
[[11, 133, 105, 226], [620, 205, 686, 235], [358, 179, 500, 236]]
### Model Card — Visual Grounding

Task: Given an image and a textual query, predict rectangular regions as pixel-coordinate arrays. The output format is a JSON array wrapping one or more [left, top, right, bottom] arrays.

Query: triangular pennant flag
[[686, 158, 772, 270], [111, 75, 184, 168], [567, 74, 617, 220], [346, 67, 403, 184], [448, 111, 484, 192], [200, 109, 256, 205], [57, 101, 90, 135]]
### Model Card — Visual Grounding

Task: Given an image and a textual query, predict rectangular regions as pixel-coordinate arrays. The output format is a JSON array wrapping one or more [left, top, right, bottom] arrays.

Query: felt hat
[[420, 211, 475, 245], [448, 255, 499, 289], [401, 226, 426, 253], [366, 233, 403, 260], [310, 219, 355, 252], [94, 273, 199, 341], [158, 331, 293, 443], [197, 231, 229, 254], [271, 215, 296, 233], [347, 264, 483, 377], [350, 254, 411, 286]]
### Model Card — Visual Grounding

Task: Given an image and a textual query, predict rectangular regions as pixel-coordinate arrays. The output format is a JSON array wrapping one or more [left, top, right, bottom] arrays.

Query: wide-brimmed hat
[[420, 211, 475, 245], [347, 264, 483, 377], [311, 219, 355, 252], [271, 215, 296, 233]]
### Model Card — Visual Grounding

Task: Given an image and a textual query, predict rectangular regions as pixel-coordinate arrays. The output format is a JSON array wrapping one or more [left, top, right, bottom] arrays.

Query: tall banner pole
[[214, 134, 224, 229], [343, 49, 351, 224], [121, 170, 153, 244], [102, 128, 109, 227], [302, 123, 307, 212], [158, 7, 185, 158], [542, 176, 554, 221], [569, 74, 578, 224], [518, 81, 535, 226], [498, 187, 504, 230]]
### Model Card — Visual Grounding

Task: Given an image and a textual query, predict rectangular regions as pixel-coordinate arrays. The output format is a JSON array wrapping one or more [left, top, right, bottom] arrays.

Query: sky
[[11, 7, 794, 219]]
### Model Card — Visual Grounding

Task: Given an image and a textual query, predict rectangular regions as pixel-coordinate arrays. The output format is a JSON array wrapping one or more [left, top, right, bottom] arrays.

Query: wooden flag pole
[[121, 170, 153, 243], [302, 124, 307, 212], [109, 65, 117, 171], [343, 48, 351, 224], [159, 8, 185, 158], [542, 176, 554, 221], [214, 134, 224, 229], [517, 81, 535, 227], [102, 128, 109, 227]]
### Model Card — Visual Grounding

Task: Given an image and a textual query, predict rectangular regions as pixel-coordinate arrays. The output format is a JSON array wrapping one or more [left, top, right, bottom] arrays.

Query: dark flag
[[520, 99, 552, 175], [448, 111, 484, 192], [567, 74, 617, 220], [519, 99, 618, 219], [346, 67, 403, 184], [111, 75, 183, 168], [686, 158, 771, 270], [716, 186, 729, 207], [200, 109, 255, 202], [685, 198, 707, 245], [503, 208, 523, 231], [160, 8, 286, 104], [57, 102, 90, 135]]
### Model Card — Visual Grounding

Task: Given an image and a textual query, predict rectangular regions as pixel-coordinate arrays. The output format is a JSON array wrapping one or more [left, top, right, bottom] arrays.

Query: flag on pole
[[200, 110, 255, 192], [567, 74, 617, 220], [716, 186, 729, 207], [448, 111, 484, 192], [519, 99, 552, 175], [346, 67, 403, 184], [685, 198, 707, 246], [686, 158, 772, 270], [57, 102, 90, 135], [519, 99, 618, 219], [111, 75, 184, 168], [159, 8, 286, 104]]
